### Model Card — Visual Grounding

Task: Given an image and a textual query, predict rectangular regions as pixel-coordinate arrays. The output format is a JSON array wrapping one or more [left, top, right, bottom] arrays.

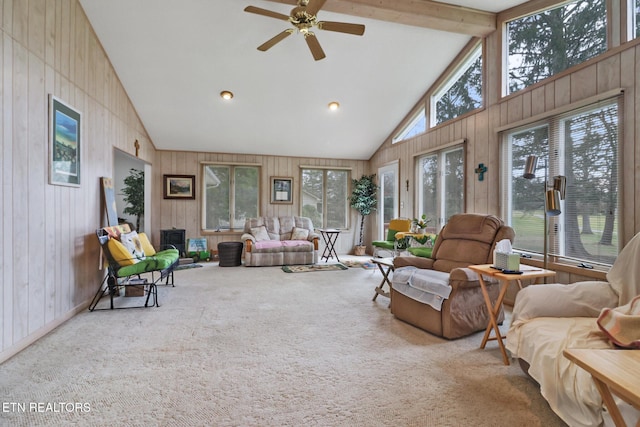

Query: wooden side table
[[563, 349, 640, 427], [371, 257, 394, 304], [468, 263, 556, 365]]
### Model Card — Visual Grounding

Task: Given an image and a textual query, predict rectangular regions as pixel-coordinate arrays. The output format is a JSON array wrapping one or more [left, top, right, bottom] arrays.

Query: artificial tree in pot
[[122, 168, 145, 231], [349, 174, 377, 256]]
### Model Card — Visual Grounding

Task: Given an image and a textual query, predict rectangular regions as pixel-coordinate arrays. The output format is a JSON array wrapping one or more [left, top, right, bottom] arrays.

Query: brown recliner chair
[[391, 213, 515, 339]]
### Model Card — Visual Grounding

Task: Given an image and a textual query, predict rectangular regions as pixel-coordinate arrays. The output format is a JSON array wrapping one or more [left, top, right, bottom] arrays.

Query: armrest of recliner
[[393, 256, 434, 270], [448, 267, 498, 291]]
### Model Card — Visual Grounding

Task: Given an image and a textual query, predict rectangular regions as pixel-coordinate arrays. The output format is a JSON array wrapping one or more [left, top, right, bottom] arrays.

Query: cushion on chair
[[407, 247, 433, 258], [372, 240, 395, 250], [250, 225, 271, 242], [107, 238, 138, 265], [137, 232, 156, 256], [116, 249, 180, 277], [120, 231, 145, 260], [291, 227, 310, 240]]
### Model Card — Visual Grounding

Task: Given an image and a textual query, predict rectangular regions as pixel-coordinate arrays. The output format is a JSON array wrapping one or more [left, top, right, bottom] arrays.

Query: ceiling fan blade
[[318, 21, 365, 36], [305, 0, 327, 17], [257, 30, 293, 51], [304, 33, 326, 61], [244, 6, 290, 22]]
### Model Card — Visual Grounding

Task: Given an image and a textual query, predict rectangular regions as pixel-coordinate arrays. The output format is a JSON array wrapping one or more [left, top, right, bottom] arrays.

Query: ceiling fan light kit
[[244, 0, 365, 61]]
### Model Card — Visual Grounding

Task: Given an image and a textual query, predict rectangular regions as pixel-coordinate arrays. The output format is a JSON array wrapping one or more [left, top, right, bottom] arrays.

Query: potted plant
[[348, 174, 377, 256], [122, 168, 145, 231], [412, 214, 431, 234]]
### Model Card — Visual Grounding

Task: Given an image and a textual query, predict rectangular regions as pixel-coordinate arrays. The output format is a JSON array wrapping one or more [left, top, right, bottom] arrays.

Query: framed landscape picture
[[49, 95, 81, 187], [271, 176, 293, 204], [163, 174, 196, 199]]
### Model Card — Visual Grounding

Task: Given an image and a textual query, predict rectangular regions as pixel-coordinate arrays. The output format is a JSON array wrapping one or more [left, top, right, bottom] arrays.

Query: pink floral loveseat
[[241, 216, 319, 266]]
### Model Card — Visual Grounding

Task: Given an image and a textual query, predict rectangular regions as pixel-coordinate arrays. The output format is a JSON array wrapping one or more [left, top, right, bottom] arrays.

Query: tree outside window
[[506, 0, 607, 95]]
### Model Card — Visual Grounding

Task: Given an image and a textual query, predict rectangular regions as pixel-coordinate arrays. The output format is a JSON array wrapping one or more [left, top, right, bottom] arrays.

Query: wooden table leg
[[478, 276, 511, 365], [373, 263, 393, 302], [592, 377, 629, 427]]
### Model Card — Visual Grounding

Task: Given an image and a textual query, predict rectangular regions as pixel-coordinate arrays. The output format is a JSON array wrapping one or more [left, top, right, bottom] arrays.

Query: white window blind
[[501, 97, 621, 266]]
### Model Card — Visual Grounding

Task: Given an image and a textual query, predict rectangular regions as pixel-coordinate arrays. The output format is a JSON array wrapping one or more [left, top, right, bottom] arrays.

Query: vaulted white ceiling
[[79, 0, 526, 160]]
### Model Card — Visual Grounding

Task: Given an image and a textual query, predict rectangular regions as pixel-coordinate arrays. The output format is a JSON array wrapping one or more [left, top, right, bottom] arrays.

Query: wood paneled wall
[[152, 150, 369, 256], [0, 0, 155, 362]]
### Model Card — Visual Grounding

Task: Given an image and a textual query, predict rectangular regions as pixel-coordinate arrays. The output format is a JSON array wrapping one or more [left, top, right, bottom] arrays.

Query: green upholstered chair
[[372, 218, 412, 257]]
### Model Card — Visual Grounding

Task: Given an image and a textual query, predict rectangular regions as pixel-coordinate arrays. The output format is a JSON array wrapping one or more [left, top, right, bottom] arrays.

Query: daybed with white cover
[[506, 232, 640, 427]]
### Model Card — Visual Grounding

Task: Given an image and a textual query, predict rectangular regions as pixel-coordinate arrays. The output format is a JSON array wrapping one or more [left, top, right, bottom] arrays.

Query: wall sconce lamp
[[523, 155, 567, 270]]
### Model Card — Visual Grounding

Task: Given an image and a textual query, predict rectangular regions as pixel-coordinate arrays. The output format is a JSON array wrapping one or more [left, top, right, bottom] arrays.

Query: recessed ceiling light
[[220, 90, 234, 100], [328, 101, 340, 111]]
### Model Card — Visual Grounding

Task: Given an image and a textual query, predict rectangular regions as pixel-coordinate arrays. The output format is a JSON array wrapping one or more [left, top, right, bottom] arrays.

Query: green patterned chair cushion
[[407, 247, 434, 258], [115, 249, 179, 277], [372, 240, 395, 250]]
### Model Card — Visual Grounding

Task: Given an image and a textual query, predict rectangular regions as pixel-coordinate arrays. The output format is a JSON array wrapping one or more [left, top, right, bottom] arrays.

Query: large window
[[203, 164, 259, 230], [506, 0, 607, 95], [431, 44, 482, 127], [502, 98, 620, 266], [301, 168, 349, 229], [416, 144, 465, 231]]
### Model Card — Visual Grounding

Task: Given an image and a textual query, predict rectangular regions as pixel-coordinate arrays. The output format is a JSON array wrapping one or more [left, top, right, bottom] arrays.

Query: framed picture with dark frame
[[271, 176, 293, 204], [49, 95, 81, 187], [163, 174, 196, 199]]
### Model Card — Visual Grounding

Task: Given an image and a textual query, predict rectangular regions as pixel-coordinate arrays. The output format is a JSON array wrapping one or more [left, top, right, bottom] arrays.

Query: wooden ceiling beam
[[262, 0, 497, 37]]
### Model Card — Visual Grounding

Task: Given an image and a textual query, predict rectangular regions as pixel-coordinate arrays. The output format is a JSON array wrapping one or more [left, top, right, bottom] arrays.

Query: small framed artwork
[[271, 176, 293, 204], [163, 174, 196, 199], [49, 95, 81, 187]]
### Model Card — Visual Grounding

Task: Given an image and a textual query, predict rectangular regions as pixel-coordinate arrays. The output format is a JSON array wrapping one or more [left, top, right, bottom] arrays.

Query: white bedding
[[505, 232, 640, 426], [506, 317, 610, 426]]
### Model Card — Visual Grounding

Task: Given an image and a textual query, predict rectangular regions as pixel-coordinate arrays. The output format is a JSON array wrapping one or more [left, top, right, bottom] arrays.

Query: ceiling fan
[[244, 0, 365, 61]]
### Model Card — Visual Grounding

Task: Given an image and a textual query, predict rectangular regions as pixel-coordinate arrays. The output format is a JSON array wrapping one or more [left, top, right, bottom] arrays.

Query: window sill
[[520, 258, 608, 281], [201, 229, 244, 236]]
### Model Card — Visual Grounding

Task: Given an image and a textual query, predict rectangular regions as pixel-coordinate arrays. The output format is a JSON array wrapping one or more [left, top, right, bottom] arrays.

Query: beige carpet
[[0, 260, 565, 426]]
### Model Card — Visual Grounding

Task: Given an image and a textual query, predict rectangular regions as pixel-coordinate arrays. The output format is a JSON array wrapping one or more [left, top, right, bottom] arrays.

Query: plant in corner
[[348, 174, 378, 256], [122, 168, 145, 231]]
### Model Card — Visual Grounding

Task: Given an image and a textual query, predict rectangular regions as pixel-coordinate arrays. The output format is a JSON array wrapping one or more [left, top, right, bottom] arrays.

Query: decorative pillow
[[137, 232, 156, 256], [120, 231, 146, 260], [107, 238, 137, 266], [250, 225, 271, 242], [386, 229, 398, 241], [291, 226, 309, 241]]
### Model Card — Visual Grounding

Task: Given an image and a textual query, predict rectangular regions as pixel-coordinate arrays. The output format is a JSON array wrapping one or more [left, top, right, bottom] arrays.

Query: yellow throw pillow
[[107, 238, 137, 266], [137, 232, 157, 256]]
